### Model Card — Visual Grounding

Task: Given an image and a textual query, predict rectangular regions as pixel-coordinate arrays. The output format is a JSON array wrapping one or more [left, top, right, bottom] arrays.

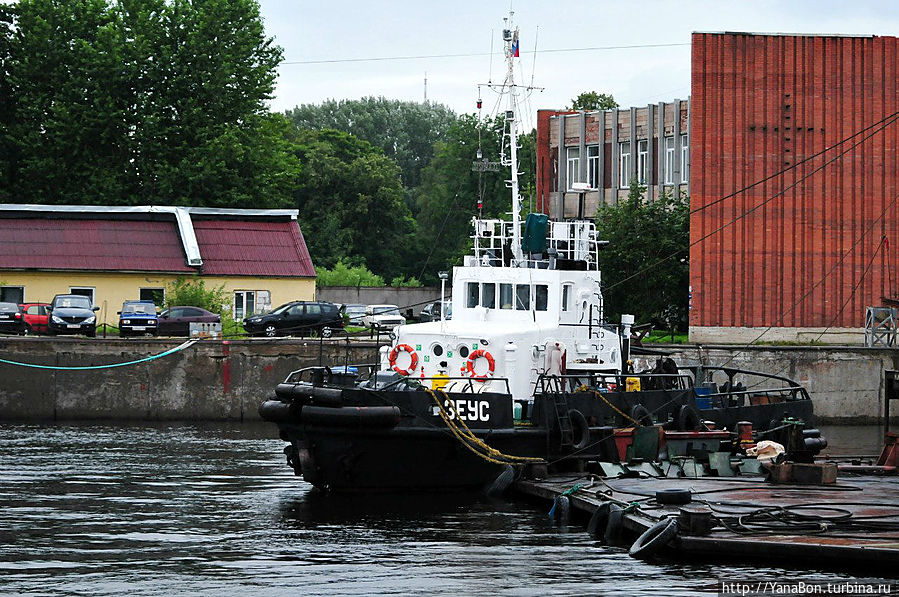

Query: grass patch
[[642, 331, 689, 344]]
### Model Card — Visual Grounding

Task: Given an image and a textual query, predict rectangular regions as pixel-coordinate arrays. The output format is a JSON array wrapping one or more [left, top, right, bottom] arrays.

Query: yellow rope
[[426, 388, 545, 465], [578, 385, 642, 426]]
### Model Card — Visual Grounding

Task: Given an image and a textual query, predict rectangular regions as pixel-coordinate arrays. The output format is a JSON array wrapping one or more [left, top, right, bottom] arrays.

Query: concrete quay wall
[[0, 338, 896, 424], [0, 337, 378, 422]]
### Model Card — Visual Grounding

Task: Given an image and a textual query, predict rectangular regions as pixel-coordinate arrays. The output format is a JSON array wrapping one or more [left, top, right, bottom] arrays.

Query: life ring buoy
[[628, 518, 679, 560], [465, 349, 495, 382], [388, 344, 418, 376]]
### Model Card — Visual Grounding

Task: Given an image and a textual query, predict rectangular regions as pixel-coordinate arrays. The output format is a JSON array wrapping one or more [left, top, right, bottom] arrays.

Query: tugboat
[[259, 12, 820, 492]]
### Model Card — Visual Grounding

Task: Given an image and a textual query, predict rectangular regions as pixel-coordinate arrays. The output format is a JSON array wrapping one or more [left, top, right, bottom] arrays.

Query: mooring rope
[[425, 387, 545, 466], [0, 339, 199, 370]]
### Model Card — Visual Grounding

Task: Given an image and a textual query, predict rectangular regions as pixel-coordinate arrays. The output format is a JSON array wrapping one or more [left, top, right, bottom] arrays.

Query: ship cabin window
[[535, 285, 548, 311], [562, 284, 572, 312], [500, 284, 513, 309], [515, 284, 530, 310], [481, 283, 496, 308], [466, 282, 479, 308]]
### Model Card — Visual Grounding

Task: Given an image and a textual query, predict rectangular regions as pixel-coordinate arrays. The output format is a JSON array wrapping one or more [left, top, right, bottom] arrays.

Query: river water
[[0, 422, 893, 596]]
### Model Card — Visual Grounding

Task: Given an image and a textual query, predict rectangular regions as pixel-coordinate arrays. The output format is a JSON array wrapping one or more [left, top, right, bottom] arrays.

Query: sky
[[257, 0, 899, 132]]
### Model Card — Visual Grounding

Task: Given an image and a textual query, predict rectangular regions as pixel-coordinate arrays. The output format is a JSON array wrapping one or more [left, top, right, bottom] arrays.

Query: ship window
[[459, 345, 470, 358], [562, 284, 571, 312], [481, 283, 496, 308], [535, 285, 548, 311], [432, 344, 444, 357], [466, 282, 479, 308], [515, 284, 530, 310], [500, 284, 513, 309]]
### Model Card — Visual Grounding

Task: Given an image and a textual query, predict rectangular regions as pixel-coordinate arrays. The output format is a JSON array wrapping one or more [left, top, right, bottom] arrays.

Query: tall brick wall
[[690, 33, 899, 330]]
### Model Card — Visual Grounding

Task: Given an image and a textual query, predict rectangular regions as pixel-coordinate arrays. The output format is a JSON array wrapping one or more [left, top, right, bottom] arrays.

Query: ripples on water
[[0, 422, 891, 596]]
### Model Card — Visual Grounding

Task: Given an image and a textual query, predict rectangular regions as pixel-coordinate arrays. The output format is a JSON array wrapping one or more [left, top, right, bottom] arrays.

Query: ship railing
[[683, 365, 811, 409], [535, 372, 694, 394], [363, 374, 513, 396], [469, 217, 602, 269]]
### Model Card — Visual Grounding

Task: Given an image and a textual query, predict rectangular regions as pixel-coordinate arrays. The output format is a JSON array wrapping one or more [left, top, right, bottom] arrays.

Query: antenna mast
[[502, 12, 523, 263]]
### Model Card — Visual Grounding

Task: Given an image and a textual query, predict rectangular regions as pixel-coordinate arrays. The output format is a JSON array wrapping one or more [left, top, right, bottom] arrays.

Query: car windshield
[[122, 303, 155, 315], [373, 306, 399, 315], [54, 296, 91, 309], [345, 306, 365, 316], [0, 302, 17, 313]]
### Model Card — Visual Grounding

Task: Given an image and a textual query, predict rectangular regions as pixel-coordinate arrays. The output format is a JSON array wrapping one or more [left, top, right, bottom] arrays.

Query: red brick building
[[690, 32, 899, 343]]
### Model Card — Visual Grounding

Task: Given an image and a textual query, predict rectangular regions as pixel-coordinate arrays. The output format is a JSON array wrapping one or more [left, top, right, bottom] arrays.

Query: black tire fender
[[549, 495, 570, 523], [629, 518, 679, 560], [568, 409, 591, 450], [630, 404, 653, 427], [604, 503, 624, 543], [587, 502, 611, 540], [484, 465, 515, 498], [677, 405, 701, 431]]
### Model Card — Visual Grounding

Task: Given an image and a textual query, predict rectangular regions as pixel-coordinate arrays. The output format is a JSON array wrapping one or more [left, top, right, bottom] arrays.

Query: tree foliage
[[286, 97, 457, 189], [291, 129, 416, 281], [594, 184, 690, 330], [0, 0, 296, 207], [316, 262, 385, 287], [165, 277, 228, 313], [412, 114, 537, 284], [570, 91, 618, 111]]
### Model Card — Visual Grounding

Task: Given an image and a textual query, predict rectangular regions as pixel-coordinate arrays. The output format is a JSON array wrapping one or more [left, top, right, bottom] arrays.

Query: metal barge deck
[[513, 472, 899, 567]]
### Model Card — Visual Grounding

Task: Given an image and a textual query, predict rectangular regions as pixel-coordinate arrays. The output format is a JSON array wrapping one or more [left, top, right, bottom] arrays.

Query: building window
[[140, 287, 165, 305], [481, 283, 496, 309], [69, 287, 95, 306], [566, 147, 580, 187], [664, 136, 675, 185], [587, 145, 599, 189], [466, 282, 479, 308], [618, 142, 630, 188], [680, 134, 689, 183], [234, 290, 271, 319], [0, 286, 24, 303], [637, 139, 648, 184], [499, 284, 513, 309]]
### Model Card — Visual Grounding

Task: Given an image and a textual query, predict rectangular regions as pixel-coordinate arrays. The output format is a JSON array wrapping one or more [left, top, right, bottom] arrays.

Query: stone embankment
[[0, 338, 896, 423]]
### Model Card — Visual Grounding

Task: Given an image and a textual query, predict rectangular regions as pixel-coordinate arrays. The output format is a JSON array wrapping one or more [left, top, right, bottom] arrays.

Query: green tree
[[1, 0, 296, 207], [165, 277, 228, 313], [594, 184, 689, 330], [412, 114, 537, 284], [286, 97, 457, 190], [570, 91, 618, 111], [291, 129, 416, 281], [316, 262, 385, 287]]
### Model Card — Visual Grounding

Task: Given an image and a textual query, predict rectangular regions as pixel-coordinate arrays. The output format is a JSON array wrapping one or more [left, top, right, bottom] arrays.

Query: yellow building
[[0, 205, 316, 326]]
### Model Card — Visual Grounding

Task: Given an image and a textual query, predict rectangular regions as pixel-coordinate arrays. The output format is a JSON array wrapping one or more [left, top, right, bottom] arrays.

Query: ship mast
[[501, 13, 523, 264]]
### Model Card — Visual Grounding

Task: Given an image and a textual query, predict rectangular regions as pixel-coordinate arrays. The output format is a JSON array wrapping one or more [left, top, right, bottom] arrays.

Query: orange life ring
[[389, 344, 418, 376], [465, 349, 495, 382]]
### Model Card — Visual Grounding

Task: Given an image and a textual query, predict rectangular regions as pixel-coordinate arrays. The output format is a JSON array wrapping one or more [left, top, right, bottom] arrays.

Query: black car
[[47, 294, 99, 337], [0, 302, 26, 335], [419, 300, 452, 323], [243, 301, 344, 337]]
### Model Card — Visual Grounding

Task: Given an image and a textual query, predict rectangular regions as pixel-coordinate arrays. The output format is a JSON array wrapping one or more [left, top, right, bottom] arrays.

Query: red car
[[19, 302, 51, 335]]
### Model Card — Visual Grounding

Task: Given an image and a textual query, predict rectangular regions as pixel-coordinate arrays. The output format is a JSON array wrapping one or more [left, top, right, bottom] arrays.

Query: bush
[[165, 277, 229, 314], [316, 261, 385, 287]]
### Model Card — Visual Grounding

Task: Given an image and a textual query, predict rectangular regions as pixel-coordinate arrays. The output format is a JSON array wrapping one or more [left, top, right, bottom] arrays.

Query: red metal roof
[[0, 216, 315, 277], [191, 220, 315, 277], [0, 218, 195, 272]]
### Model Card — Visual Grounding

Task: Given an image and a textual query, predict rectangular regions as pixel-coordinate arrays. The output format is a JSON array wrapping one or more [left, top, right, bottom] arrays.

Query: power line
[[281, 42, 690, 66]]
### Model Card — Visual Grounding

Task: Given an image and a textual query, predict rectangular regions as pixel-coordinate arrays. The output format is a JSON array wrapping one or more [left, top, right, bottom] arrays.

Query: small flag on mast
[[512, 29, 519, 57]]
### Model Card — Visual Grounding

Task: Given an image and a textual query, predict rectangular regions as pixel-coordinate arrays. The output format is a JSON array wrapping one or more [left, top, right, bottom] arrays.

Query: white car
[[362, 304, 405, 332]]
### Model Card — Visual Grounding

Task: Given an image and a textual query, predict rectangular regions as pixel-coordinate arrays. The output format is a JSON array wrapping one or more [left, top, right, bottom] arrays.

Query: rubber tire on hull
[[568, 409, 591, 450], [677, 405, 701, 431], [629, 518, 679, 560], [630, 404, 653, 426], [587, 502, 611, 541]]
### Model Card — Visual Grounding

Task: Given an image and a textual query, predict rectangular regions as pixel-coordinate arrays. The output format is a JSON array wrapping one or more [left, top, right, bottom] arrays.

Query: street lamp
[[438, 271, 449, 323]]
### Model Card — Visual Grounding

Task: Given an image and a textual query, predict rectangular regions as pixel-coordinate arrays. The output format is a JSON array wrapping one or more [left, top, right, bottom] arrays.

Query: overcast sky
[[259, 1, 899, 131]]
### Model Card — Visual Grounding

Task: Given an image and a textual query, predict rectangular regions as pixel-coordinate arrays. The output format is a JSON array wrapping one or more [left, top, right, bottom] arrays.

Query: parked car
[[118, 300, 159, 337], [47, 294, 99, 337], [362, 304, 405, 332], [243, 301, 344, 338], [157, 306, 220, 336], [419, 300, 452, 323], [340, 303, 367, 326], [19, 302, 51, 334], [0, 302, 26, 335]]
